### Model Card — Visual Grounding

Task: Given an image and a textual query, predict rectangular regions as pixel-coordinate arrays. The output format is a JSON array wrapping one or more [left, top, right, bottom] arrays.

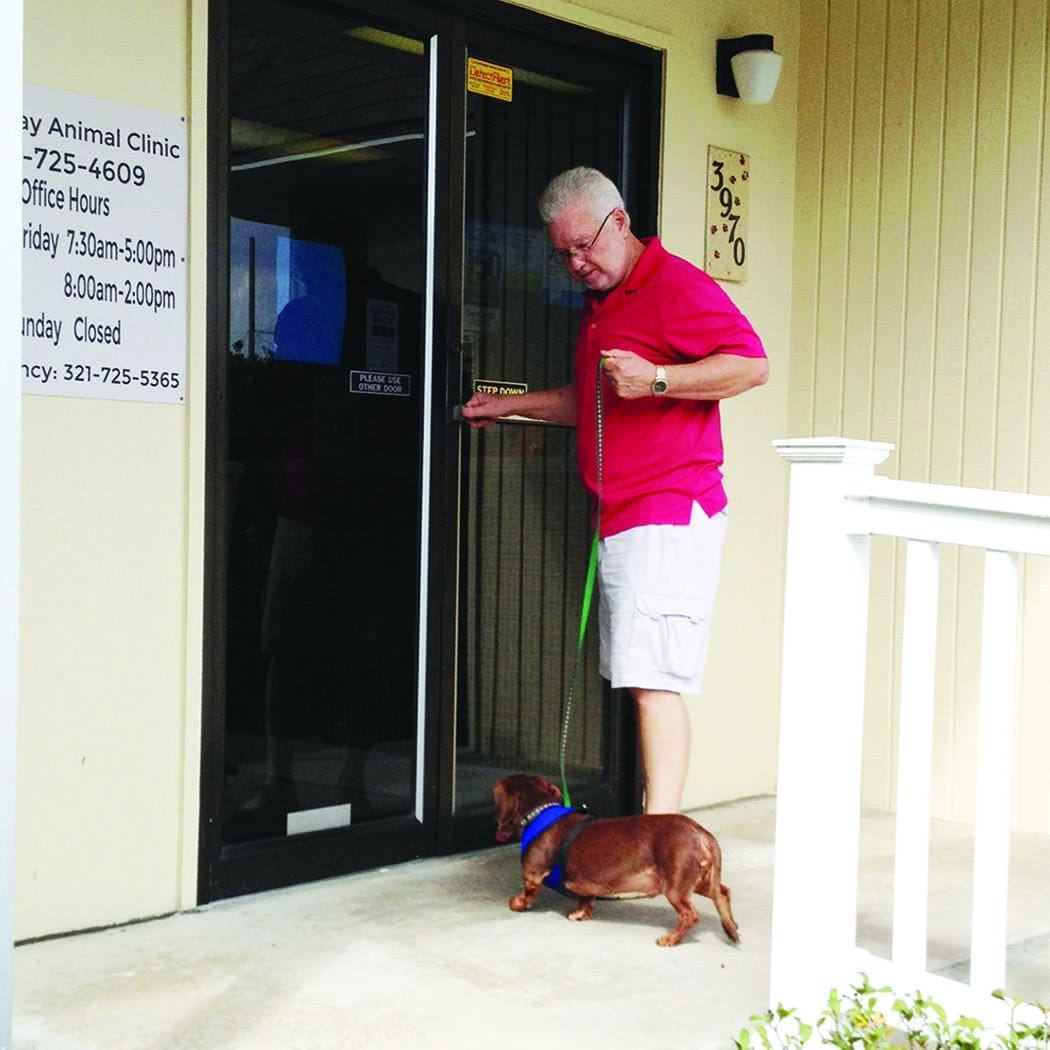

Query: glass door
[[202, 0, 661, 897], [445, 25, 660, 843], [203, 0, 438, 899]]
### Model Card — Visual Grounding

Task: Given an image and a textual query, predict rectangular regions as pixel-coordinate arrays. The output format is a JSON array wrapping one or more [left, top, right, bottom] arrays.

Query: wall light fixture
[[716, 34, 783, 105]]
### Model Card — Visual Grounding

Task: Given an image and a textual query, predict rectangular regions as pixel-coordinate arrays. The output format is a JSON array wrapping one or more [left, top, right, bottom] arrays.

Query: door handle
[[451, 338, 475, 421]]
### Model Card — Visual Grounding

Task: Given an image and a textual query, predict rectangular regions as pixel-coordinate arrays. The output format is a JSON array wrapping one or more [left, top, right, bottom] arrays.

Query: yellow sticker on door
[[467, 58, 513, 102]]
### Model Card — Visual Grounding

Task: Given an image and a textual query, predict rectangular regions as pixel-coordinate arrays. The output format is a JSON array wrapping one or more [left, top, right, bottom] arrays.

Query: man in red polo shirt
[[461, 166, 768, 814]]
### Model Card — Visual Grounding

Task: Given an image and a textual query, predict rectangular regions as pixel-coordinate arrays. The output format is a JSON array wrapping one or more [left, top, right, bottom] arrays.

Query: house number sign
[[705, 146, 749, 282]]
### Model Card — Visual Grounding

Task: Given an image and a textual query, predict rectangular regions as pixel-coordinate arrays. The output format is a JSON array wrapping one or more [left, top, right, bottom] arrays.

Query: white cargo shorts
[[597, 504, 727, 693]]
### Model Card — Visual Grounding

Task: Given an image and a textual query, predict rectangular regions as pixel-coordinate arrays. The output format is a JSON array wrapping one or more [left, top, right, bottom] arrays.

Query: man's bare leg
[[630, 687, 690, 813]]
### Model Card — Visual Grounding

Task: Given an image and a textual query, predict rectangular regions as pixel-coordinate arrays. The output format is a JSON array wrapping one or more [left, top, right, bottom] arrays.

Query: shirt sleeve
[[664, 265, 766, 361]]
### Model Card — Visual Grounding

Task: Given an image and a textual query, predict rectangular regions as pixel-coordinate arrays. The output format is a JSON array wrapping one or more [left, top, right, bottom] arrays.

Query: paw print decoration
[[704, 146, 750, 282]]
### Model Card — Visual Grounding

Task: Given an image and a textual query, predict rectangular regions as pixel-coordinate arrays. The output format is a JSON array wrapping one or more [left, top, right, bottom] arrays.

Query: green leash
[[559, 358, 606, 806]]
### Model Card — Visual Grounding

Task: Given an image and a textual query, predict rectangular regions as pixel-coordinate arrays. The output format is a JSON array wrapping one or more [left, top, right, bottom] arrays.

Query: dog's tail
[[714, 883, 740, 944]]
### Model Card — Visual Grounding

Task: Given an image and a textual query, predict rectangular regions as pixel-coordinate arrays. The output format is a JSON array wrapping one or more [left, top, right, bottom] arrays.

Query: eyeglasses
[[549, 208, 616, 265]]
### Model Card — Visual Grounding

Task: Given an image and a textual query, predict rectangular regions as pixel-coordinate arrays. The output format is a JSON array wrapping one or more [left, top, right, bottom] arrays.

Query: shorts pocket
[[631, 593, 709, 681]]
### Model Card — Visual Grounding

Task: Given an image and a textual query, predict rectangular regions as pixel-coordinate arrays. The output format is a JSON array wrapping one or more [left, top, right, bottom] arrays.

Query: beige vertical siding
[[792, 0, 1050, 831]]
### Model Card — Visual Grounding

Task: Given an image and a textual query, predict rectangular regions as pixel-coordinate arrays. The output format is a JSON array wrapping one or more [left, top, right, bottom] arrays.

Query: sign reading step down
[[21, 83, 188, 404]]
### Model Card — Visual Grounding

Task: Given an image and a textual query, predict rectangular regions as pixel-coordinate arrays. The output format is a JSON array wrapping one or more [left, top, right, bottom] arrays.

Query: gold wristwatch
[[651, 365, 668, 395]]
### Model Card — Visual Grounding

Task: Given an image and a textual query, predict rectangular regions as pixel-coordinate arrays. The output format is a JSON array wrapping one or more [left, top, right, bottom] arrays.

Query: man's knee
[[630, 687, 682, 711]]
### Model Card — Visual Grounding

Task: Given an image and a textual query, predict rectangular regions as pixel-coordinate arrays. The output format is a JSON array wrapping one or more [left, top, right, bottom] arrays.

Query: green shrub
[[734, 974, 1050, 1049]]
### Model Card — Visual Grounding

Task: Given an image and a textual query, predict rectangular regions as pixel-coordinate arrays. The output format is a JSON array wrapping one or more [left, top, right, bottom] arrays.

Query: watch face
[[652, 379, 668, 393]]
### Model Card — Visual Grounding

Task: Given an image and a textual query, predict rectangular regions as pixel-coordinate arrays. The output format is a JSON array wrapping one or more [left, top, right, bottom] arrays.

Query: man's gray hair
[[538, 166, 625, 224]]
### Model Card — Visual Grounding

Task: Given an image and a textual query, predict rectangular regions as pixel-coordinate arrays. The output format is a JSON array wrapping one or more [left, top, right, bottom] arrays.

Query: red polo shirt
[[574, 237, 765, 538]]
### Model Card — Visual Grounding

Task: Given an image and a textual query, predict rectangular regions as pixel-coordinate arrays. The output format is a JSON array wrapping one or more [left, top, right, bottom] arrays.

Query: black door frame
[[200, 0, 662, 903]]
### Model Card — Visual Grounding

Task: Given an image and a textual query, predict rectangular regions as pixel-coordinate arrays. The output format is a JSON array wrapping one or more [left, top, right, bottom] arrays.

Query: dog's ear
[[522, 774, 561, 803], [493, 779, 523, 816]]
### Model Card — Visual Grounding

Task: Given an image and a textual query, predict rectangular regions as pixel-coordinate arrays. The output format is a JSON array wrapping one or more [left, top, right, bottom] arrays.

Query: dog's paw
[[509, 894, 529, 912], [567, 903, 593, 922]]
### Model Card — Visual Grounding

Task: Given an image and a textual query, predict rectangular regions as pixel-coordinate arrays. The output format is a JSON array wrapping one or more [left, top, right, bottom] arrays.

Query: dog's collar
[[520, 802, 561, 830], [496, 802, 554, 841], [519, 804, 574, 853]]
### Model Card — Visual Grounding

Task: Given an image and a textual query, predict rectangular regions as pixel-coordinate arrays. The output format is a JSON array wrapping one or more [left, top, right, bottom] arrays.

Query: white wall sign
[[705, 145, 749, 282], [21, 84, 188, 404], [349, 370, 411, 397]]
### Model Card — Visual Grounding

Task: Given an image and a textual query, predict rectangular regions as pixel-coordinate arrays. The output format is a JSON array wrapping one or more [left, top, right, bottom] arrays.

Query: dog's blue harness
[[520, 804, 595, 896]]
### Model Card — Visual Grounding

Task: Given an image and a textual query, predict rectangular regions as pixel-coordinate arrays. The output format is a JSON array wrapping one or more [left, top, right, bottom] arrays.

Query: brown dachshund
[[493, 773, 740, 947]]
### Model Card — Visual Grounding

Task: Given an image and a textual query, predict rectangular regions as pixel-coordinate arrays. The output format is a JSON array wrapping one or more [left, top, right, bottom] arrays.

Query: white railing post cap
[[773, 436, 896, 466]]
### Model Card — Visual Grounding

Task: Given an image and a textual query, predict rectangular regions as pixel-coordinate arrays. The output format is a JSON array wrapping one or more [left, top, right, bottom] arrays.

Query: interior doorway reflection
[[221, 7, 427, 845]]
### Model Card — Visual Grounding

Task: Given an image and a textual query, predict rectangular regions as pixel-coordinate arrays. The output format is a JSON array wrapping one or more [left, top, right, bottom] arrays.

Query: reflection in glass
[[222, 7, 426, 844]]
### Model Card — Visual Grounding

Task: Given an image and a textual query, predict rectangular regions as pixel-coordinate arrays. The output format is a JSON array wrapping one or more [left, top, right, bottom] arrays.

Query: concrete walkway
[[12, 796, 1050, 1049]]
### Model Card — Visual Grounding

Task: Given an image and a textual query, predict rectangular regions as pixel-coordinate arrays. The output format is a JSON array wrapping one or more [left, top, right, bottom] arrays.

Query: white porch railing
[[769, 437, 1050, 1026]]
